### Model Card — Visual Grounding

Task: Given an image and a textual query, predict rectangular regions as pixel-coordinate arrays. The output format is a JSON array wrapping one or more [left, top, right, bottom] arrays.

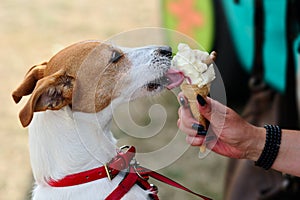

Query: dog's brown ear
[[18, 70, 75, 127], [12, 62, 47, 103]]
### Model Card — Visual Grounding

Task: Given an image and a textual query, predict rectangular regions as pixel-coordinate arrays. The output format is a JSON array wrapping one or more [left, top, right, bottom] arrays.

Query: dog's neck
[[28, 105, 118, 185]]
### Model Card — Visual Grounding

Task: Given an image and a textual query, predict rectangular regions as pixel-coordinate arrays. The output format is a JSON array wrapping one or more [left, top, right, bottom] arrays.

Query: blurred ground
[[0, 0, 227, 199]]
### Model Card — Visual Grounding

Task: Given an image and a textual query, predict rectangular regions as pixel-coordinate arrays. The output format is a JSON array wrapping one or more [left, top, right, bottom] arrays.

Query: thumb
[[197, 95, 227, 122]]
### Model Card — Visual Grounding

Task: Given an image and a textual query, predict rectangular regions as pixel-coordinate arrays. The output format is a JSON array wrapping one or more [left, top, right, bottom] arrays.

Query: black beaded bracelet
[[255, 125, 282, 170]]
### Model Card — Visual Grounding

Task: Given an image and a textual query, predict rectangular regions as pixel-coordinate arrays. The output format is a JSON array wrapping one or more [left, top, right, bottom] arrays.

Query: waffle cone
[[180, 82, 209, 129]]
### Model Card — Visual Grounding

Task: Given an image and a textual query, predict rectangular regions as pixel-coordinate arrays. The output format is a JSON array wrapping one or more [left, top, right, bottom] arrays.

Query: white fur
[[28, 45, 171, 199], [29, 107, 150, 200]]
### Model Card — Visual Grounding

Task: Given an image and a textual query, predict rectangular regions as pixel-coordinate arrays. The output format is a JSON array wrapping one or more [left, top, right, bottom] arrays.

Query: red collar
[[47, 146, 211, 200], [48, 146, 135, 187]]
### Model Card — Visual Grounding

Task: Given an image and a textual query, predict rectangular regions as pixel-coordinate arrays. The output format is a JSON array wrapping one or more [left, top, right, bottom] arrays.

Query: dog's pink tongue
[[166, 69, 185, 90]]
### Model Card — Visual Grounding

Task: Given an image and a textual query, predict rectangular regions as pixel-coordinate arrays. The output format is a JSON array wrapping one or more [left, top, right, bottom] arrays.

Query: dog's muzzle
[[145, 46, 185, 92]]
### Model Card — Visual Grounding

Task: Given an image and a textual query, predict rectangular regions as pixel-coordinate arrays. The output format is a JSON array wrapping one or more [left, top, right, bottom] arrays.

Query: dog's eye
[[110, 50, 123, 63]]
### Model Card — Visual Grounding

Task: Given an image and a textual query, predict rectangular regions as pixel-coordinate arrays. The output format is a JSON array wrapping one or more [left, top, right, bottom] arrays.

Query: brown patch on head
[[12, 40, 131, 127], [70, 43, 131, 113]]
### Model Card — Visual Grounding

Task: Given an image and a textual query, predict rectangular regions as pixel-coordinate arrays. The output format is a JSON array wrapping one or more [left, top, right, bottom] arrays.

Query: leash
[[48, 146, 212, 200]]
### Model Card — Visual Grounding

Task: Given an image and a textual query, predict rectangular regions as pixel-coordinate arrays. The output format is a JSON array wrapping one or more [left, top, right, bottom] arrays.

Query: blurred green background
[[0, 0, 228, 199]]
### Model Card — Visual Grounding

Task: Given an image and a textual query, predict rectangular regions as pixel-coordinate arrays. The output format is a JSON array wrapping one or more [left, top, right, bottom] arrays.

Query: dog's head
[[12, 41, 182, 127]]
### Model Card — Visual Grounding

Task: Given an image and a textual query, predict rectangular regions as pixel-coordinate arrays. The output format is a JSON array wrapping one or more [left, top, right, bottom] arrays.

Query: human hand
[[177, 93, 265, 160]]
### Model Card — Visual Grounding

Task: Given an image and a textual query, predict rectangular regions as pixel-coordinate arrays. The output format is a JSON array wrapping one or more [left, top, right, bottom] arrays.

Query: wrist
[[245, 126, 266, 161], [254, 125, 282, 170]]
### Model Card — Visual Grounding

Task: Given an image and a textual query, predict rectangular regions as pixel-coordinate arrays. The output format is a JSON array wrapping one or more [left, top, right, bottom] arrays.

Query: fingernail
[[192, 123, 204, 131], [197, 130, 207, 136], [179, 96, 186, 107], [192, 123, 207, 136], [197, 94, 206, 106]]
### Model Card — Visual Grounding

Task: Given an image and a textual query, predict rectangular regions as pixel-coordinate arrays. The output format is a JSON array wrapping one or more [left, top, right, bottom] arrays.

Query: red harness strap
[[138, 167, 211, 200], [47, 146, 212, 200], [105, 167, 145, 200], [106, 165, 211, 200], [48, 146, 136, 187]]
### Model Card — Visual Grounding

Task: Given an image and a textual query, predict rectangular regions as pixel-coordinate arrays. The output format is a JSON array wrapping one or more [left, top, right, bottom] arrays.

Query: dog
[[12, 40, 184, 199]]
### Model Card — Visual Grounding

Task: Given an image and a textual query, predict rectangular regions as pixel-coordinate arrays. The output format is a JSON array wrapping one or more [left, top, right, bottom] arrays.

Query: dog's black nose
[[158, 46, 172, 57]]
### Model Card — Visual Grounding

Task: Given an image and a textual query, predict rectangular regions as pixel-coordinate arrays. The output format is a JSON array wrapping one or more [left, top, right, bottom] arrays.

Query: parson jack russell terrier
[[12, 40, 187, 199]]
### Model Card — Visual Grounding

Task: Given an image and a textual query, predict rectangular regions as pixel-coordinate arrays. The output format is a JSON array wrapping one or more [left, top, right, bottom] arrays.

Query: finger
[[178, 92, 186, 107], [178, 107, 197, 136], [177, 93, 198, 122], [191, 123, 207, 136], [177, 98, 200, 136], [177, 92, 189, 108], [186, 135, 205, 146]]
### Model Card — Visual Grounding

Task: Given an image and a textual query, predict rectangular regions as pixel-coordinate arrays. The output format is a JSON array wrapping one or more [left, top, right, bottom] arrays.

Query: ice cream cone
[[180, 82, 209, 128], [180, 82, 209, 152]]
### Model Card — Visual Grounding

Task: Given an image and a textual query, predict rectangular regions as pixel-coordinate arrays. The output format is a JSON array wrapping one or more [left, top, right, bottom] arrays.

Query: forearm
[[247, 127, 300, 177], [272, 129, 300, 176]]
